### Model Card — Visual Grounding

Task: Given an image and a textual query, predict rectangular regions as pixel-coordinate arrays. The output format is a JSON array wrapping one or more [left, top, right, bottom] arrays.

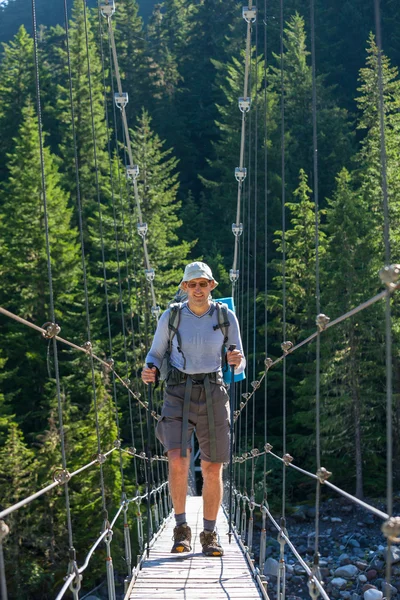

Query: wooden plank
[[127, 496, 265, 600]]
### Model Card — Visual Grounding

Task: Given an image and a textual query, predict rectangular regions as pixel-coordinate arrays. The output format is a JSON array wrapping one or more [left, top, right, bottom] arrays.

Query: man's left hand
[[227, 349, 243, 368]]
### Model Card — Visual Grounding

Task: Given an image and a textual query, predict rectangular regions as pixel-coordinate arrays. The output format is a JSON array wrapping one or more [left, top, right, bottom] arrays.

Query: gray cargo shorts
[[156, 381, 230, 463]]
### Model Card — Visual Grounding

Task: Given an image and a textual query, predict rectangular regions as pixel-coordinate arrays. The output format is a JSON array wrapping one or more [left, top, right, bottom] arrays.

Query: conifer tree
[[56, 0, 109, 241], [270, 13, 353, 201], [0, 102, 80, 432], [0, 26, 35, 182]]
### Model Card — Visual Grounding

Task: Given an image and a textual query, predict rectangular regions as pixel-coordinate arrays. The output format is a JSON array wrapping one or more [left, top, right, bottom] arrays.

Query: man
[[142, 261, 245, 557]]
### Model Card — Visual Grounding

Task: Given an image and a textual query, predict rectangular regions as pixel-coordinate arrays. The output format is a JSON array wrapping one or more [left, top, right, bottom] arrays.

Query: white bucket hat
[[180, 261, 218, 286]]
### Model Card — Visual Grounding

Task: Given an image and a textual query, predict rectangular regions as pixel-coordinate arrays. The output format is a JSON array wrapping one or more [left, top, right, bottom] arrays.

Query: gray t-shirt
[[145, 302, 246, 375]]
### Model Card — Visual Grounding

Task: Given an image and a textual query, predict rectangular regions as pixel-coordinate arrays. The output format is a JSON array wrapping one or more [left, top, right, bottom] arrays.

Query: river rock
[[264, 557, 279, 577], [331, 578, 347, 590], [390, 546, 400, 565], [363, 590, 383, 600], [334, 565, 359, 579]]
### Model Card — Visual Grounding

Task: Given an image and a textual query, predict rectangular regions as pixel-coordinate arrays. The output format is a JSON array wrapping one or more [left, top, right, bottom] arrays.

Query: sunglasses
[[187, 281, 210, 289]]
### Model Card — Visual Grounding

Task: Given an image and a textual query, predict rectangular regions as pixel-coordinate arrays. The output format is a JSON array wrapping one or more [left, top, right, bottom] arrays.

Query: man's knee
[[168, 449, 190, 473], [201, 460, 223, 480]]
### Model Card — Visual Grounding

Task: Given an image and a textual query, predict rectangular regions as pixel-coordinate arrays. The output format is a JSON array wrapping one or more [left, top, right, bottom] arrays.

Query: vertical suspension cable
[[82, 0, 109, 516], [310, 0, 323, 592], [32, 0, 75, 561], [231, 1, 256, 294], [280, 0, 287, 520], [97, 5, 126, 496], [262, 0, 269, 506], [374, 2, 393, 598]]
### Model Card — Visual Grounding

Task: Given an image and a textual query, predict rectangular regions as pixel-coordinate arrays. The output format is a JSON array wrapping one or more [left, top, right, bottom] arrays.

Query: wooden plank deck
[[127, 496, 266, 600]]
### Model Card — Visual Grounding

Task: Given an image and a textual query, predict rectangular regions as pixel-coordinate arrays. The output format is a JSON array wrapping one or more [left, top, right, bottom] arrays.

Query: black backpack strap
[[168, 303, 186, 370]]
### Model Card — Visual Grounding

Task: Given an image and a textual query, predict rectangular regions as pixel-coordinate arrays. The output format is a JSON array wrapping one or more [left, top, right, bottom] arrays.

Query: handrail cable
[[103, 2, 159, 317], [374, 2, 394, 598], [234, 285, 396, 420], [231, 0, 255, 291], [0, 305, 159, 419]]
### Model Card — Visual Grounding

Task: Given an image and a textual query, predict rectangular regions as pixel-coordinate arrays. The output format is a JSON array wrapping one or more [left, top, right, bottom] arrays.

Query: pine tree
[[0, 422, 36, 600], [0, 26, 35, 182], [0, 102, 80, 432], [270, 13, 353, 202]]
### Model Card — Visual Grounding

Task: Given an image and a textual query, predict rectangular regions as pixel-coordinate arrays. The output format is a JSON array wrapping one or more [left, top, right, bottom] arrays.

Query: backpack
[[159, 301, 230, 382]]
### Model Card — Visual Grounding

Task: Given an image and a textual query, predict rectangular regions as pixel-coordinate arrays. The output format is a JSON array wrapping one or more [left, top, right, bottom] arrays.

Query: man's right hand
[[141, 366, 158, 384]]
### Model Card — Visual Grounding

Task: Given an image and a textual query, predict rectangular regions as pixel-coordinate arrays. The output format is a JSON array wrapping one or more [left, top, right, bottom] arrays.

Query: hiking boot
[[171, 523, 192, 553], [200, 530, 224, 557]]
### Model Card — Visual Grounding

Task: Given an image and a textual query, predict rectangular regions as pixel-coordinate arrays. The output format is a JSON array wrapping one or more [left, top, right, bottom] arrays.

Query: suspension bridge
[[0, 0, 399, 599]]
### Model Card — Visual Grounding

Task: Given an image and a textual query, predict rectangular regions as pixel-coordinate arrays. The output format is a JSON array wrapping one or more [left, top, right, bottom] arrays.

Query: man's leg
[[168, 449, 190, 514], [200, 460, 225, 556], [168, 449, 192, 553], [201, 460, 223, 521]]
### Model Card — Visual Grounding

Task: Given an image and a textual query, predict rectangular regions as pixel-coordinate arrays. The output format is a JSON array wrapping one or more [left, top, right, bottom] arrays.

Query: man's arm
[[141, 310, 170, 384]]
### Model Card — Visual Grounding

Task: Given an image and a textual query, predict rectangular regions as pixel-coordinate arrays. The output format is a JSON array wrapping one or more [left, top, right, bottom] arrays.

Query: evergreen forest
[[0, 0, 399, 598]]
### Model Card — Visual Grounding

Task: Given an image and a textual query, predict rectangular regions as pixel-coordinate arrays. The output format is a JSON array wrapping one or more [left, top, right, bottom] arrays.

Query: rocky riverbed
[[257, 495, 400, 600]]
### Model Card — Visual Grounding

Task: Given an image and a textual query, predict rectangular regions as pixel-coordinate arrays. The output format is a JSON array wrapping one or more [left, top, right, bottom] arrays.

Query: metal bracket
[[230, 269, 240, 282], [232, 223, 243, 237], [242, 6, 257, 23], [114, 92, 128, 109], [151, 305, 161, 318], [99, 0, 115, 18], [316, 313, 330, 332], [137, 222, 148, 238], [145, 269, 155, 282], [126, 165, 139, 181], [238, 97, 251, 112], [235, 167, 247, 182]]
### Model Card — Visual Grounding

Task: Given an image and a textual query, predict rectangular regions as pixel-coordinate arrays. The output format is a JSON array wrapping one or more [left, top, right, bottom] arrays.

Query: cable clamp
[[283, 453, 293, 466], [137, 222, 148, 238], [151, 410, 160, 420], [114, 439, 121, 449], [0, 520, 10, 543], [379, 263, 400, 289], [251, 380, 260, 390], [126, 165, 139, 181], [264, 357, 273, 370], [235, 167, 247, 182], [42, 322, 61, 339], [381, 516, 400, 543], [316, 313, 330, 332], [82, 341, 92, 354], [239, 401, 246, 409], [145, 268, 155, 282], [99, 0, 115, 18], [232, 223, 243, 237], [94, 453, 107, 465], [67, 560, 82, 594], [124, 378, 131, 387], [242, 6, 257, 22], [53, 468, 71, 484], [264, 442, 273, 453], [238, 97, 251, 112], [114, 92, 128, 109], [151, 305, 161, 318], [105, 357, 115, 372], [233, 410, 240, 420], [251, 448, 259, 456], [316, 466, 332, 484], [229, 269, 240, 282], [139, 451, 146, 459], [281, 340, 293, 354], [127, 447, 136, 455]]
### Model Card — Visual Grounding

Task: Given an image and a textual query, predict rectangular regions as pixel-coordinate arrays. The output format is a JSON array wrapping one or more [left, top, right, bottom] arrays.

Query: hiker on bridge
[[142, 261, 245, 557]]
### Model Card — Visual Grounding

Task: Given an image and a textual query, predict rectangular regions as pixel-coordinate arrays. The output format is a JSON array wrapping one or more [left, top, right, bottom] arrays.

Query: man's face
[[182, 278, 215, 304]]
